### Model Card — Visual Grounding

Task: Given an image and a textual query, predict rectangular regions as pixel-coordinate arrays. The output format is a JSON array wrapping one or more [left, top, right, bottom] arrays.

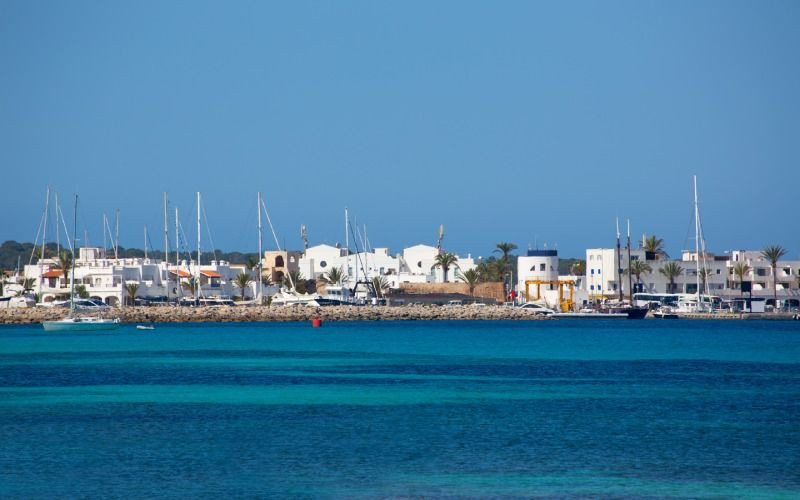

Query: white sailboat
[[42, 195, 120, 331], [675, 176, 715, 314]]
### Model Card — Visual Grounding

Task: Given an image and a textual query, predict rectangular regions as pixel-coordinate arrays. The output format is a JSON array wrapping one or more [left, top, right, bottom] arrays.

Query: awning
[[201, 270, 221, 278], [42, 270, 63, 278], [169, 270, 192, 278]]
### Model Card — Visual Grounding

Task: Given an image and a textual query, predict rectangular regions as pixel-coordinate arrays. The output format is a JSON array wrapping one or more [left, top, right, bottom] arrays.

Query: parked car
[[517, 303, 556, 315]]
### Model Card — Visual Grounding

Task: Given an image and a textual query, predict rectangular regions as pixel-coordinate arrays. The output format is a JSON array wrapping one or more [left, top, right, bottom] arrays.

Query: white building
[[298, 243, 476, 289], [584, 247, 800, 307], [25, 247, 253, 305], [517, 249, 587, 309]]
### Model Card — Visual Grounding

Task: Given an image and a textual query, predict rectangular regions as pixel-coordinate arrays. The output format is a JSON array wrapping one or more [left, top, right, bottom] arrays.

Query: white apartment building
[[298, 243, 476, 289], [25, 247, 253, 305], [584, 247, 800, 306]]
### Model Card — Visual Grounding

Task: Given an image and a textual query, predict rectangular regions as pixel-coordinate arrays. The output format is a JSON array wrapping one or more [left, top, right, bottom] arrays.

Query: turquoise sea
[[1, 319, 799, 498]]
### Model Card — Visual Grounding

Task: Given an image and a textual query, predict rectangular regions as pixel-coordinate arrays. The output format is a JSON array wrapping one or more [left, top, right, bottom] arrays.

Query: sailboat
[[42, 195, 120, 331], [674, 176, 714, 314]]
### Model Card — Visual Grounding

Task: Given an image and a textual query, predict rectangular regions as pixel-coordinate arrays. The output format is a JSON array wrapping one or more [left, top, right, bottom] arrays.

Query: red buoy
[[311, 318, 322, 328]]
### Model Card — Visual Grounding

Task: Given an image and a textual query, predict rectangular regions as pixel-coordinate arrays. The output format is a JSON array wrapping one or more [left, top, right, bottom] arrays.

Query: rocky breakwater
[[0, 304, 552, 325]]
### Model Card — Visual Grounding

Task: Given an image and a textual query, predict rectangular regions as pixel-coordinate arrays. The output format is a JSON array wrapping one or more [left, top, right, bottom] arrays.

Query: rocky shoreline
[[0, 305, 554, 324], [2, 306, 797, 325]]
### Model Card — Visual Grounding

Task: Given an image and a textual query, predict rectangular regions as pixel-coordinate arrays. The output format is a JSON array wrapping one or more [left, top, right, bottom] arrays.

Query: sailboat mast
[[163, 193, 169, 264], [693, 176, 701, 305], [114, 209, 119, 260], [616, 217, 623, 301], [70, 195, 77, 316], [196, 192, 201, 305], [144, 226, 148, 260], [39, 187, 50, 296], [257, 191, 263, 302], [55, 192, 60, 257], [163, 193, 169, 301], [175, 207, 180, 267], [627, 219, 633, 302]]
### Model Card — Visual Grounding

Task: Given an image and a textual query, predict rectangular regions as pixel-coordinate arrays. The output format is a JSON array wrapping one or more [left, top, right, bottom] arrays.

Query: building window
[[320, 260, 327, 268], [591, 269, 594, 275], [590, 285, 594, 290], [540, 263, 545, 271], [275, 256, 284, 267]]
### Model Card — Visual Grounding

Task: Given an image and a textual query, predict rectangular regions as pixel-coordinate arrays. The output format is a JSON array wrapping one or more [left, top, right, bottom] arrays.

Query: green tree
[[625, 260, 652, 290], [494, 242, 517, 265], [733, 262, 751, 295], [181, 277, 198, 297], [245, 256, 259, 271], [698, 268, 709, 293], [569, 261, 586, 276], [58, 250, 73, 287], [371, 276, 389, 298], [658, 262, 683, 293], [318, 266, 346, 286], [457, 268, 480, 296], [75, 284, 90, 299], [287, 269, 308, 293], [476, 258, 504, 282], [233, 272, 253, 301], [761, 245, 787, 309], [124, 282, 139, 306], [432, 252, 459, 282], [21, 277, 35, 293], [643, 235, 668, 258]]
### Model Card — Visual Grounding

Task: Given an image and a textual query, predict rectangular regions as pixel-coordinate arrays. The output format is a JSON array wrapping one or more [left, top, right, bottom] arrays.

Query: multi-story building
[[297, 243, 476, 289], [583, 247, 800, 308], [24, 247, 252, 305]]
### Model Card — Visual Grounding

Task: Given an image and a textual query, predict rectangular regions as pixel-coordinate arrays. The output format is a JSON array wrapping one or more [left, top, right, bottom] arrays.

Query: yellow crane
[[524, 279, 575, 312]]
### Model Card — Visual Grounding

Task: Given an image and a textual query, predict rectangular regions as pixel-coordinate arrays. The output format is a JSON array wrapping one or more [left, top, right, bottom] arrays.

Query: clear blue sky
[[2, 1, 798, 259]]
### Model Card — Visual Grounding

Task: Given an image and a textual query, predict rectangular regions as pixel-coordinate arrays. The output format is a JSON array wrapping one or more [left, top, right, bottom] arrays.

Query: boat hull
[[42, 318, 120, 331]]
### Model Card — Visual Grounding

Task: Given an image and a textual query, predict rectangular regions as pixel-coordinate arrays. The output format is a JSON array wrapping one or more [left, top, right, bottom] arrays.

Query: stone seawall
[[0, 305, 551, 325]]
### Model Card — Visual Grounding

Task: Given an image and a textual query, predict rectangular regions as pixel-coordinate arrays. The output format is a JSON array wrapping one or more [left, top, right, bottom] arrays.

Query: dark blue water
[[1, 320, 799, 498]]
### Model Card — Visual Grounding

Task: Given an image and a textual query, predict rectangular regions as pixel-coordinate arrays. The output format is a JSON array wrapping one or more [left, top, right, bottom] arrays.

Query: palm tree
[[58, 250, 73, 287], [371, 276, 389, 298], [643, 235, 668, 258], [761, 245, 787, 310], [319, 266, 346, 286], [21, 277, 35, 293], [698, 268, 709, 293], [181, 277, 198, 297], [494, 242, 518, 264], [245, 256, 259, 271], [733, 262, 751, 295], [658, 262, 683, 293], [625, 260, 652, 291], [569, 261, 586, 276], [457, 268, 480, 296], [476, 259, 503, 282], [432, 252, 459, 282], [285, 269, 310, 294], [75, 284, 89, 299], [124, 282, 139, 306], [233, 272, 253, 301]]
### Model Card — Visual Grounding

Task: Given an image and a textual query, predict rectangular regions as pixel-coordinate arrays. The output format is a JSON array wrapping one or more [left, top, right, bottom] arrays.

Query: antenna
[[300, 224, 309, 251]]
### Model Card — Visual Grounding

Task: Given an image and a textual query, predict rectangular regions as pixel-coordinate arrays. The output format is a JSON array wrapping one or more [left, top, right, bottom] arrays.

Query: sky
[[1, 0, 798, 260]]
